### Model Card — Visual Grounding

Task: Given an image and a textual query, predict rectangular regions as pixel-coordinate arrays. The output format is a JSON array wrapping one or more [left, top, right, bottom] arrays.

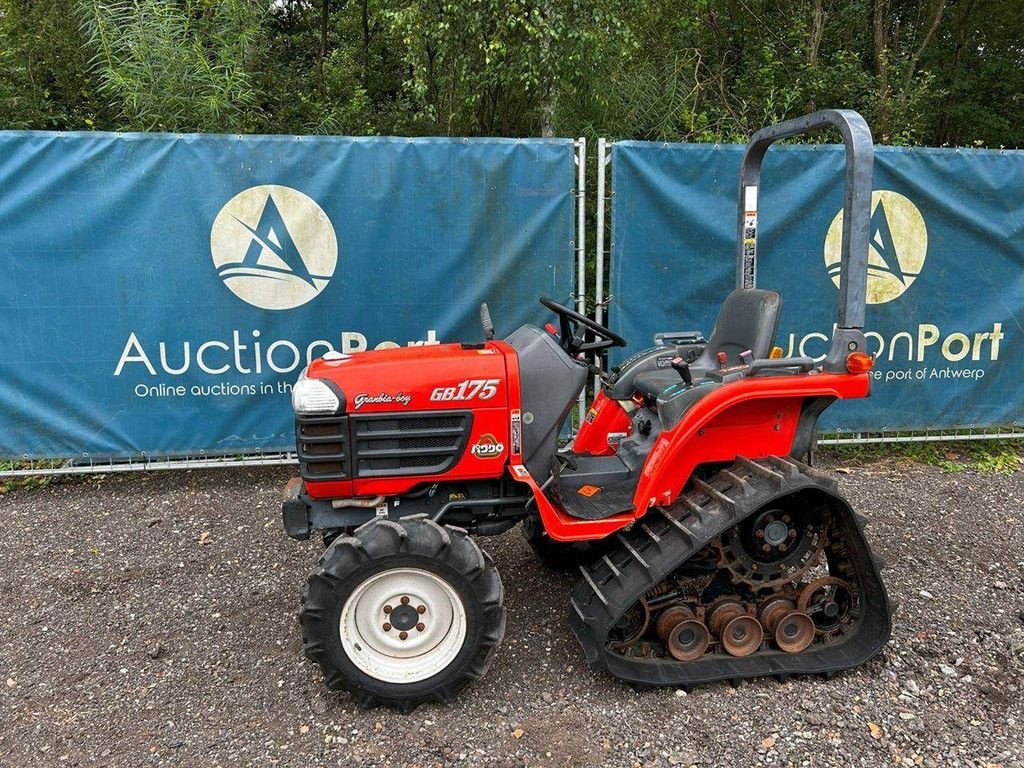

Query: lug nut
[[416, 623, 425, 632], [416, 605, 426, 614], [399, 631, 408, 640], [382, 623, 392, 632], [383, 605, 393, 614], [400, 596, 410, 605]]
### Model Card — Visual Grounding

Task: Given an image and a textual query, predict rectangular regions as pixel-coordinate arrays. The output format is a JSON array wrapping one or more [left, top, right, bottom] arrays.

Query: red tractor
[[282, 110, 891, 709]]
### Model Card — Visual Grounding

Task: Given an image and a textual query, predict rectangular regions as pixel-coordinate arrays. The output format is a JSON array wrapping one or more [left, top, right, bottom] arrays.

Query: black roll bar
[[735, 109, 873, 373]]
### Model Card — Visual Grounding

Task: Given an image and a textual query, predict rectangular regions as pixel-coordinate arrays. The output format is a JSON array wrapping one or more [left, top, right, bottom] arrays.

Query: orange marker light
[[846, 352, 874, 373], [769, 346, 784, 359]]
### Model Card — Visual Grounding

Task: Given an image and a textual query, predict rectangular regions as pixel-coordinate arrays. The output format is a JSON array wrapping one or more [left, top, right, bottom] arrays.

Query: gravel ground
[[1, 457, 1022, 768]]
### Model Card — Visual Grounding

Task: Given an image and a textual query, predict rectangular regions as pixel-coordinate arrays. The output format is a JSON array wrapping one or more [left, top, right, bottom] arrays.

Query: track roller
[[759, 598, 815, 653], [657, 606, 711, 662]]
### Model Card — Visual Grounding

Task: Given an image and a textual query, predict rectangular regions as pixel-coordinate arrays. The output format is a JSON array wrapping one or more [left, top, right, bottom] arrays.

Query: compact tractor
[[282, 110, 891, 709]]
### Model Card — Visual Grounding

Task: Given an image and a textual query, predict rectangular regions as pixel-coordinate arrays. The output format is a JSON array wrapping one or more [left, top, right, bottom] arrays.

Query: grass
[[0, 460, 58, 494], [829, 438, 1024, 474], [2, 437, 1022, 495]]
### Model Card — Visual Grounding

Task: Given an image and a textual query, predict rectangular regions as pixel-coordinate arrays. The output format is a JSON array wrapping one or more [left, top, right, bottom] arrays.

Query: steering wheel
[[539, 297, 626, 356]]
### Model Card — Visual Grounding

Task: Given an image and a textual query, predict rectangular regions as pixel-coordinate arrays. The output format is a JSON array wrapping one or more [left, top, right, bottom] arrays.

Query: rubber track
[[567, 456, 892, 686]]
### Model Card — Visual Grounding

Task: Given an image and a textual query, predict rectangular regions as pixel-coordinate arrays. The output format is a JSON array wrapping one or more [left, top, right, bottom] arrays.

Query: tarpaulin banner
[[609, 142, 1024, 431], [0, 133, 575, 459]]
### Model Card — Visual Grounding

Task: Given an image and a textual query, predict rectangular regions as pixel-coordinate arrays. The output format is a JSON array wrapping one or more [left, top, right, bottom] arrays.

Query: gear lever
[[671, 356, 693, 386], [479, 302, 495, 341]]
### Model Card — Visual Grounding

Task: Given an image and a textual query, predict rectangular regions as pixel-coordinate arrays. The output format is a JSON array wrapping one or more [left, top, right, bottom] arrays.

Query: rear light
[[846, 352, 874, 373]]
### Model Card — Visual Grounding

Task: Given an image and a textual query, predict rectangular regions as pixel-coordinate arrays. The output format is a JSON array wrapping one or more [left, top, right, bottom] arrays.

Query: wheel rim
[[340, 567, 467, 684]]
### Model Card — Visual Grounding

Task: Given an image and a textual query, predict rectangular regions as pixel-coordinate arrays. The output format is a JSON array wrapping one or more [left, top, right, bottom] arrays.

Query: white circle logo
[[824, 190, 927, 305], [211, 185, 338, 310]]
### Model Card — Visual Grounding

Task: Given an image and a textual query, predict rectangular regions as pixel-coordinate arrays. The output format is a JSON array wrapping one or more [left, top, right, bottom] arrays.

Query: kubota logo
[[824, 190, 927, 305], [211, 185, 338, 310]]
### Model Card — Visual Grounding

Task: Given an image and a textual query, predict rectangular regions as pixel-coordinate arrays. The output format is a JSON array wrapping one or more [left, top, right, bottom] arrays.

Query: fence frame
[[1, 136, 588, 477], [594, 138, 1022, 449], [3, 136, 1021, 479]]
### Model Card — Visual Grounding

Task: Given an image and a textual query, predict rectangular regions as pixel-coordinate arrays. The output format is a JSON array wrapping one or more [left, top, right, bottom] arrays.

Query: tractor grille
[[296, 415, 350, 481], [296, 411, 472, 481], [352, 412, 471, 477]]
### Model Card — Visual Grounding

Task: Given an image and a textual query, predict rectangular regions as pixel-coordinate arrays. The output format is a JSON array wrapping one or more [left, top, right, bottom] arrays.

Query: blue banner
[[609, 142, 1024, 431], [0, 133, 575, 459]]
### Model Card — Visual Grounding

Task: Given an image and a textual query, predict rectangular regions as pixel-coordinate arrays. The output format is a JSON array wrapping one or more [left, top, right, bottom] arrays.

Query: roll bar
[[735, 109, 873, 373]]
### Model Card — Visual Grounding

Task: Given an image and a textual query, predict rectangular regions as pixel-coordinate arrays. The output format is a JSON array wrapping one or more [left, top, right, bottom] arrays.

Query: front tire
[[300, 516, 505, 711]]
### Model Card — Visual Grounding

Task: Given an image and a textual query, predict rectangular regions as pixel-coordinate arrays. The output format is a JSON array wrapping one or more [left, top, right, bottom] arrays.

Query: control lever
[[671, 356, 693, 386], [480, 302, 495, 341], [556, 452, 579, 471], [739, 349, 754, 365]]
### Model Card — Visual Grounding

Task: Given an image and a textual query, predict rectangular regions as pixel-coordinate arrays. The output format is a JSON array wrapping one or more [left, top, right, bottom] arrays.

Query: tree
[[76, 0, 264, 132], [0, 0, 111, 130], [0, 0, 1019, 147]]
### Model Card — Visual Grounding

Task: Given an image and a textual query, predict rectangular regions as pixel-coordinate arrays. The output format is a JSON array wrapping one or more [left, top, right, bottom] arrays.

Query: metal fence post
[[575, 137, 587, 431], [594, 137, 609, 392]]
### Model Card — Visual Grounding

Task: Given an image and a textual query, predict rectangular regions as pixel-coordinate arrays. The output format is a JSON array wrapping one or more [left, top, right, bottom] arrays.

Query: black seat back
[[693, 288, 782, 371]]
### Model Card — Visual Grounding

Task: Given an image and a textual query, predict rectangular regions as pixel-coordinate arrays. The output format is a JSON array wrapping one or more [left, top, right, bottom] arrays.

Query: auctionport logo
[[210, 185, 338, 310], [824, 190, 926, 305]]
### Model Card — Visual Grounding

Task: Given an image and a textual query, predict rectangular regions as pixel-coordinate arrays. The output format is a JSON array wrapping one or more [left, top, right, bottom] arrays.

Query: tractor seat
[[633, 288, 782, 400]]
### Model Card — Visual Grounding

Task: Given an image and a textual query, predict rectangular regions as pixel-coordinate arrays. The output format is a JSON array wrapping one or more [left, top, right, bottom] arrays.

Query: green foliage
[[383, 0, 558, 135], [832, 439, 1024, 474], [0, 0, 1021, 146], [76, 0, 264, 132], [0, 460, 56, 494], [0, 0, 110, 129]]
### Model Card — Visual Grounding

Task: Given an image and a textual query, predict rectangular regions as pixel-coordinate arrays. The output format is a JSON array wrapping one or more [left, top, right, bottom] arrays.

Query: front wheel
[[300, 516, 505, 711]]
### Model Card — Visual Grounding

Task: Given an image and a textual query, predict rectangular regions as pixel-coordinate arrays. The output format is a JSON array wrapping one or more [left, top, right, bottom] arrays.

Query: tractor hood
[[300, 341, 510, 415]]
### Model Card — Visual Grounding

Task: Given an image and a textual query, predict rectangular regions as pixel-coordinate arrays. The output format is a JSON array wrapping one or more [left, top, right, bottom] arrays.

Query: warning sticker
[[510, 409, 522, 455], [577, 485, 602, 497]]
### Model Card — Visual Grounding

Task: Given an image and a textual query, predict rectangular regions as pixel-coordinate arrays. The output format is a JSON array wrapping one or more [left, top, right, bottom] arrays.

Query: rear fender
[[632, 373, 869, 516]]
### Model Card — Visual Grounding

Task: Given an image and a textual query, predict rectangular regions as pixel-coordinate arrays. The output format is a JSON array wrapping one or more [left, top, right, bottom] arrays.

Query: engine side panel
[[301, 341, 515, 499], [505, 324, 586, 480]]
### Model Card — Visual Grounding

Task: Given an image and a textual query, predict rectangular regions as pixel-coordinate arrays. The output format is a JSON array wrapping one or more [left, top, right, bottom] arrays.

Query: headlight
[[292, 370, 341, 415]]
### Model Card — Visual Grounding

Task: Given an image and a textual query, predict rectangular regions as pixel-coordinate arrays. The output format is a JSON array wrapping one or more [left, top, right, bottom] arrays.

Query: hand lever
[[480, 302, 495, 341], [671, 356, 693, 386]]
